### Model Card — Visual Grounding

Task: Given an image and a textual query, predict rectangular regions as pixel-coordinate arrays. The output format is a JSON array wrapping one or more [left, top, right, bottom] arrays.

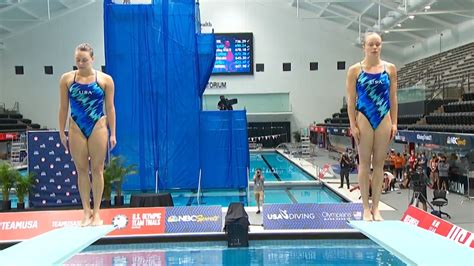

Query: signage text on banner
[[0, 206, 223, 243], [165, 206, 222, 233], [401, 206, 474, 249], [263, 203, 363, 230]]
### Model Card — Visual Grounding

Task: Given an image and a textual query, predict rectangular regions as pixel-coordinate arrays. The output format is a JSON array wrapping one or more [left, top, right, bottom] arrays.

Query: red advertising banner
[[318, 164, 330, 179], [401, 206, 474, 249], [0, 132, 19, 141], [0, 207, 166, 243]]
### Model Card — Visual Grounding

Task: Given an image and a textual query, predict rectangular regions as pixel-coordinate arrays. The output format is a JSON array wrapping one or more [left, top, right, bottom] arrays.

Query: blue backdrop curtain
[[104, 0, 246, 191], [104, 0, 199, 190], [200, 111, 249, 189]]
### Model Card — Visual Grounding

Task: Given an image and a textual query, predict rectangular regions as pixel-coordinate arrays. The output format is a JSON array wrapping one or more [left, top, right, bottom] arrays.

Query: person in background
[[339, 152, 352, 189], [429, 154, 439, 190], [437, 155, 450, 191], [253, 168, 265, 214], [410, 164, 429, 212], [383, 171, 396, 193], [388, 149, 396, 173], [408, 150, 417, 171], [394, 152, 404, 181], [419, 152, 428, 176]]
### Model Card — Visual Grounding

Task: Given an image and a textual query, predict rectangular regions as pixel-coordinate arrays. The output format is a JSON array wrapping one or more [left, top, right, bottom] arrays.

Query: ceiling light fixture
[[424, 5, 431, 10], [397, 23, 402, 27], [384, 30, 390, 34], [409, 15, 415, 19]]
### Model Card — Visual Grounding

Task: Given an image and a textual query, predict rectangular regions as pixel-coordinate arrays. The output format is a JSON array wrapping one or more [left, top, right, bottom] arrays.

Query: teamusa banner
[[0, 206, 222, 243], [263, 203, 363, 230], [401, 206, 474, 249], [28, 131, 81, 208]]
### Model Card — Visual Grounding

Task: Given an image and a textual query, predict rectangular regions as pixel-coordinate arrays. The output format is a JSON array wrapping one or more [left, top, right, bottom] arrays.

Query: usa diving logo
[[266, 209, 315, 220]]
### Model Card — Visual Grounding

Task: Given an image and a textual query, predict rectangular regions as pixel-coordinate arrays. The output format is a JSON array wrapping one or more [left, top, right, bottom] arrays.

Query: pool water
[[66, 239, 406, 265], [8, 185, 343, 209], [249, 152, 315, 182], [10, 152, 342, 208]]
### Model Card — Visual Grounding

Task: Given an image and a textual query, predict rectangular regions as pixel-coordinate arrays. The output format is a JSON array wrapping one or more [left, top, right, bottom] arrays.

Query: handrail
[[197, 169, 202, 205], [246, 167, 250, 207], [155, 170, 159, 193], [423, 74, 465, 114]]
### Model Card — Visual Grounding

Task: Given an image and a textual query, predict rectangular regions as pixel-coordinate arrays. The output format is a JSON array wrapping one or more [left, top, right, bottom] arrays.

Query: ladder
[[300, 128, 311, 157], [10, 133, 27, 166]]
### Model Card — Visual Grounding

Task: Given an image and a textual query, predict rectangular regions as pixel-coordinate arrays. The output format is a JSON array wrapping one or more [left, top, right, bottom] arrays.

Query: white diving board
[[349, 220, 474, 265], [0, 225, 115, 266]]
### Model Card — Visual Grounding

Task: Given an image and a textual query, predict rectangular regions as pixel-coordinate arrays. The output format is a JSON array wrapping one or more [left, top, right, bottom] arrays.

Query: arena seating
[[0, 112, 41, 132]]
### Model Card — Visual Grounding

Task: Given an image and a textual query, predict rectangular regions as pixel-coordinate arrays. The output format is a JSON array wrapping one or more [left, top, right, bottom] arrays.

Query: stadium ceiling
[[0, 0, 96, 42], [290, 0, 474, 47], [0, 0, 472, 48]]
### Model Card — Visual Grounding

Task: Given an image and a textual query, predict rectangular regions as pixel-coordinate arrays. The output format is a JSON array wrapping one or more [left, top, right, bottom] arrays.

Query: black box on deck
[[226, 223, 249, 247], [224, 202, 250, 247]]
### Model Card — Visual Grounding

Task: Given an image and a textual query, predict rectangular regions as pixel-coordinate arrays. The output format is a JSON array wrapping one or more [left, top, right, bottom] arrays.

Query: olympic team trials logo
[[112, 215, 129, 229]]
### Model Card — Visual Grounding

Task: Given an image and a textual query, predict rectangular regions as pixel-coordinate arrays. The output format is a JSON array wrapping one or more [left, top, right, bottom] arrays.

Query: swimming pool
[[171, 185, 343, 207], [11, 151, 344, 208], [249, 152, 315, 181], [65, 239, 405, 265]]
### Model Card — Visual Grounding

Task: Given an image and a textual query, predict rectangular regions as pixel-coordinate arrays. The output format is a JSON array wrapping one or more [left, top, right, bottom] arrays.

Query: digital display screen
[[212, 33, 253, 75]]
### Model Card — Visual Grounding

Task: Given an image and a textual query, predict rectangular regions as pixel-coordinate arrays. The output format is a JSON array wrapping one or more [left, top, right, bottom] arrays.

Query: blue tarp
[[103, 0, 247, 191], [200, 111, 249, 189]]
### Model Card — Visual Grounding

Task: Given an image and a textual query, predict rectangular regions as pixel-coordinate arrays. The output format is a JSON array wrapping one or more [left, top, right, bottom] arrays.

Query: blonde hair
[[75, 43, 94, 57], [361, 32, 382, 47]]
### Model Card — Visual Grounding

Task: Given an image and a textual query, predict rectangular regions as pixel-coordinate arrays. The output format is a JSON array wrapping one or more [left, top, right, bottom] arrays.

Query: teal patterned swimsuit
[[356, 63, 391, 129], [68, 71, 105, 138]]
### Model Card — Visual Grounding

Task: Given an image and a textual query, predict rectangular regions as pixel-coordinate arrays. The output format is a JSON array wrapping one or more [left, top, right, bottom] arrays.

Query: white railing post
[[197, 169, 202, 205], [155, 170, 159, 193], [247, 167, 250, 206]]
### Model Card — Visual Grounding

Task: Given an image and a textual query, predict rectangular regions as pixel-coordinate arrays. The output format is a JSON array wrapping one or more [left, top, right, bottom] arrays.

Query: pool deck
[[245, 148, 474, 234]]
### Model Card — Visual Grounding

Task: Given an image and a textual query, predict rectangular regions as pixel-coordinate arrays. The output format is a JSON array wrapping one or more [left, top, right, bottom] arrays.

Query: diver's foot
[[80, 213, 92, 227], [90, 214, 104, 226], [363, 209, 373, 221], [372, 209, 384, 221]]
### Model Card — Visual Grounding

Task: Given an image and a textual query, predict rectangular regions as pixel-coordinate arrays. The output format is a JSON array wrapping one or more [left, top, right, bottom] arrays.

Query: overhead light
[[397, 23, 402, 27], [409, 15, 415, 19], [384, 30, 390, 34], [424, 5, 431, 10]]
